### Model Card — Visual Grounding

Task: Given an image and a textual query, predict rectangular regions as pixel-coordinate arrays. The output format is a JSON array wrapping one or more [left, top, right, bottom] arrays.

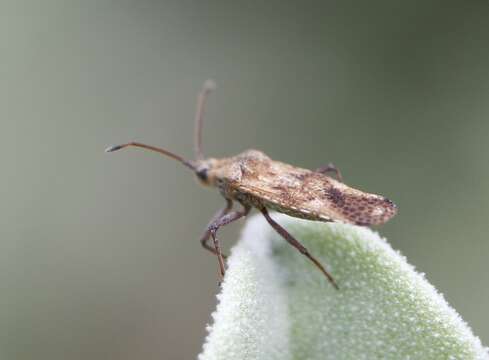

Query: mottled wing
[[230, 151, 397, 226]]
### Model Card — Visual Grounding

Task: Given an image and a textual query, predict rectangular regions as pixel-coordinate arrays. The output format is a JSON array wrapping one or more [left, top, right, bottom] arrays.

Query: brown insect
[[106, 80, 397, 289]]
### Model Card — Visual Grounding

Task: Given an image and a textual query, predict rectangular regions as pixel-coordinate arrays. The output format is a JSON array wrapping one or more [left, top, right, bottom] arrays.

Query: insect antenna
[[105, 142, 195, 170], [194, 79, 216, 161]]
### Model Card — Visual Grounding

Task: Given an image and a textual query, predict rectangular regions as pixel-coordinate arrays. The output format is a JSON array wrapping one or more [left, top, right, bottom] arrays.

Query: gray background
[[2, 1, 489, 359]]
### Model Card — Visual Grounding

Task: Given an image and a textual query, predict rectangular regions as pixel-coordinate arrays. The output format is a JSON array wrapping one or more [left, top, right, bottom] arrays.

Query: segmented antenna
[[105, 142, 195, 170], [194, 79, 216, 161]]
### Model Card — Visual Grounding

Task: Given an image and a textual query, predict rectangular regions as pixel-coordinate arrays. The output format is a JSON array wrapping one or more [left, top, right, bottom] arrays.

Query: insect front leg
[[315, 162, 343, 182], [200, 199, 233, 257], [260, 207, 339, 290], [208, 205, 251, 280]]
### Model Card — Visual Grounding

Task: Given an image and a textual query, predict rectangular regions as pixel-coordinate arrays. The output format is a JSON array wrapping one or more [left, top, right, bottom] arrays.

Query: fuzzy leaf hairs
[[199, 213, 488, 360]]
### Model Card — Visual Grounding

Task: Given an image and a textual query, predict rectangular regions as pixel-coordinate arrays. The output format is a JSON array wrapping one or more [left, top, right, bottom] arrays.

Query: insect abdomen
[[321, 187, 397, 225], [241, 187, 397, 226]]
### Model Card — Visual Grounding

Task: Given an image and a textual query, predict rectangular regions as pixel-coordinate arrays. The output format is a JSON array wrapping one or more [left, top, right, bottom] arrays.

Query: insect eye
[[196, 168, 208, 182]]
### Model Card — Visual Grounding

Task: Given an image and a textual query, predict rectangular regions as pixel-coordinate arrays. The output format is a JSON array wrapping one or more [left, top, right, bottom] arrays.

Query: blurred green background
[[2, 1, 488, 359]]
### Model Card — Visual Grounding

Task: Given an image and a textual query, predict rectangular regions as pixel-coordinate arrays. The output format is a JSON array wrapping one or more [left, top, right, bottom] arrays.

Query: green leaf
[[199, 213, 488, 360]]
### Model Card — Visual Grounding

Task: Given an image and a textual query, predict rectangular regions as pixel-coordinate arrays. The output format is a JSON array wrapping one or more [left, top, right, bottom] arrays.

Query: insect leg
[[208, 205, 251, 279], [200, 199, 233, 257], [315, 162, 343, 182], [260, 207, 339, 290]]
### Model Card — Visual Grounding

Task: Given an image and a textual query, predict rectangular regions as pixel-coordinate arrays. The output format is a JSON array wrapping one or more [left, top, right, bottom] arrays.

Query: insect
[[106, 80, 397, 289]]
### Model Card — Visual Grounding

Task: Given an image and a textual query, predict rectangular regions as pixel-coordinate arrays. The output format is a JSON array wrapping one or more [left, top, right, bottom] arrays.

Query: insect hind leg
[[260, 207, 339, 290], [316, 162, 343, 182]]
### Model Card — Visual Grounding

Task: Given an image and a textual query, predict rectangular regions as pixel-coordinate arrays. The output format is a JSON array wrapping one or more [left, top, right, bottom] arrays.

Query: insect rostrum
[[106, 80, 397, 290]]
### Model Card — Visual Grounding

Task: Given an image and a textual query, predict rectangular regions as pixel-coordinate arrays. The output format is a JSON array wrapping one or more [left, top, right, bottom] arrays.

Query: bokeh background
[[2, 1, 489, 359]]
